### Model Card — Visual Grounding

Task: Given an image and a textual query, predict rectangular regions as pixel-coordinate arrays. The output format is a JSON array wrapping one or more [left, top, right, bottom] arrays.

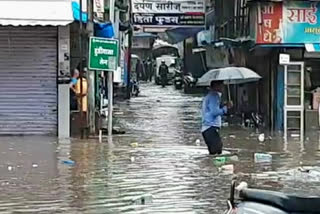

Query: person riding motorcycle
[[158, 60, 169, 87]]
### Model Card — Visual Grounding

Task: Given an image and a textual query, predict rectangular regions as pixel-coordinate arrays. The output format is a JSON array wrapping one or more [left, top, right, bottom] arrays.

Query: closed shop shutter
[[0, 26, 57, 135]]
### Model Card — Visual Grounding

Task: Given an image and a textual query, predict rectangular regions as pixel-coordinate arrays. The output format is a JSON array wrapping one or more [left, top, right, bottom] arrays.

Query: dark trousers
[[161, 75, 167, 87], [202, 126, 223, 155]]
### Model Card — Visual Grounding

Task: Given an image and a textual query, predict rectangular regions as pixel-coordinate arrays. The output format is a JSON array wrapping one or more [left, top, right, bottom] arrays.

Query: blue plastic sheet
[[95, 23, 114, 38]]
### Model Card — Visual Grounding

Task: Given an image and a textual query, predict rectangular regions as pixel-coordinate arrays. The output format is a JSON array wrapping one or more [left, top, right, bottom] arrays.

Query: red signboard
[[256, 2, 283, 44]]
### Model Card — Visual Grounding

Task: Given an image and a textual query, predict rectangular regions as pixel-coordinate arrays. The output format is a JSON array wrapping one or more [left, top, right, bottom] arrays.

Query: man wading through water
[[201, 81, 233, 155]]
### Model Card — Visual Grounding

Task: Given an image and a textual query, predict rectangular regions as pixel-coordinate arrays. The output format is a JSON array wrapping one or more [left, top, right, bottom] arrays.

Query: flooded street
[[1, 83, 320, 213]]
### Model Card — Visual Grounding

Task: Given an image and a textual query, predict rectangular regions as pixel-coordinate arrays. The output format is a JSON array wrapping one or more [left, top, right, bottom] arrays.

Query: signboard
[[256, 2, 320, 44], [256, 2, 283, 44], [132, 0, 205, 27], [279, 53, 290, 64], [283, 1, 319, 43], [89, 37, 119, 71], [93, 0, 104, 19]]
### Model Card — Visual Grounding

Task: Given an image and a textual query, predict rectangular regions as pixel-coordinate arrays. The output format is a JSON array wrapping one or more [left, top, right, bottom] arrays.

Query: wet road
[[1, 83, 320, 213]]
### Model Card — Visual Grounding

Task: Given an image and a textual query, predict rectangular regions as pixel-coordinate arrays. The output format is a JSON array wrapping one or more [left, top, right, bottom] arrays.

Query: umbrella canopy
[[197, 67, 262, 86]]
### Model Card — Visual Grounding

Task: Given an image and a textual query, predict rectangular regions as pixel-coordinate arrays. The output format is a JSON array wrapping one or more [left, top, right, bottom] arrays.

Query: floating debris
[[258, 133, 265, 142], [219, 164, 234, 174], [254, 153, 272, 163], [61, 160, 75, 166], [130, 142, 139, 148], [131, 193, 153, 205]]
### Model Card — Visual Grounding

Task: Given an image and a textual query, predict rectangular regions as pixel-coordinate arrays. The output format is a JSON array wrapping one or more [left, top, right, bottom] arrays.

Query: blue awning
[[305, 43, 320, 52], [166, 27, 205, 44]]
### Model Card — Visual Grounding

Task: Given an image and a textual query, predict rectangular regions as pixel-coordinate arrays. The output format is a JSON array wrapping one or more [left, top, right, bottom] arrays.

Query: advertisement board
[[132, 0, 205, 27], [256, 2, 320, 44]]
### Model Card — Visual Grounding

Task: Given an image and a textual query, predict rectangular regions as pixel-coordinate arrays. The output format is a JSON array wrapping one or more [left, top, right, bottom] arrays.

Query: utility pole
[[108, 0, 115, 136], [127, 0, 133, 99], [88, 0, 95, 135], [79, 0, 84, 139]]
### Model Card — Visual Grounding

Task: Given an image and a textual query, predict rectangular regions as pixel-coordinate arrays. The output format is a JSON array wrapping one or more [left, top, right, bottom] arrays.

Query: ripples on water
[[1, 83, 320, 213]]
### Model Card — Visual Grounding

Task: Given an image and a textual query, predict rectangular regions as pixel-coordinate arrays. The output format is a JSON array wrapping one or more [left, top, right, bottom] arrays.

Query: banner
[[256, 1, 320, 44], [132, 0, 205, 27]]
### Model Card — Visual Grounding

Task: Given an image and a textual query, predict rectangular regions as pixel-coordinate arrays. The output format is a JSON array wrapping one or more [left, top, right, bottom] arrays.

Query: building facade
[[0, 0, 74, 135]]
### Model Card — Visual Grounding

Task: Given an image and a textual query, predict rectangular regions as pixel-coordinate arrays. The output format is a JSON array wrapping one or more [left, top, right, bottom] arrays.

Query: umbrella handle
[[227, 83, 231, 102]]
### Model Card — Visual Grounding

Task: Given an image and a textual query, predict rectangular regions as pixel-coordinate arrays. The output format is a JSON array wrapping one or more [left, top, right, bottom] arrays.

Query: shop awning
[[133, 33, 158, 38], [0, 1, 74, 26], [166, 27, 205, 44], [305, 44, 320, 52]]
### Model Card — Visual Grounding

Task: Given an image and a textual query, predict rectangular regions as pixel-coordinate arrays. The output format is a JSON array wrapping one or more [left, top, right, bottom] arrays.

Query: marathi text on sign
[[287, 3, 317, 24], [89, 37, 119, 71], [131, 0, 205, 27], [256, 2, 283, 44]]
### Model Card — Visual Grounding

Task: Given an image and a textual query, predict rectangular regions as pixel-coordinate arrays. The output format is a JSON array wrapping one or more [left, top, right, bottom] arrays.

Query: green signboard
[[89, 37, 119, 71]]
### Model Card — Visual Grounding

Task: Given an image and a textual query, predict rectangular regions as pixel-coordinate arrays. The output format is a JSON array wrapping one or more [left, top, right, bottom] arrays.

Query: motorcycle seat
[[240, 188, 320, 212]]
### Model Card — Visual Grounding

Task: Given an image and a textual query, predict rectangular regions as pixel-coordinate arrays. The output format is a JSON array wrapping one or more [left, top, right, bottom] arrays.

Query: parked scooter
[[183, 73, 197, 93], [225, 180, 320, 214], [173, 69, 183, 90], [242, 112, 264, 131]]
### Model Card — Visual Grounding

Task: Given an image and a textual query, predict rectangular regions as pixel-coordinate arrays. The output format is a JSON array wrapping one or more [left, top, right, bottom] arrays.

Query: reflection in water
[[1, 83, 320, 213]]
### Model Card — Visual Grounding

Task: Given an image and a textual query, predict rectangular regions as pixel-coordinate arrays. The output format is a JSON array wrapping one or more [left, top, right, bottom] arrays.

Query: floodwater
[[1, 83, 320, 213]]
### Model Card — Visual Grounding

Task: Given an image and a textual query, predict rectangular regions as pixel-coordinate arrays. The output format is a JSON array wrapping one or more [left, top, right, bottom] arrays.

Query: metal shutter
[[0, 26, 57, 135]]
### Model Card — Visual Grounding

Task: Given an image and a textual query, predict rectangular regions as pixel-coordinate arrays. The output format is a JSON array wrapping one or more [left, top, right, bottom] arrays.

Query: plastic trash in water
[[222, 150, 232, 155], [258, 133, 265, 142], [130, 142, 139, 148], [236, 182, 248, 191], [291, 133, 300, 138], [219, 164, 234, 174], [229, 135, 236, 139], [130, 157, 135, 162], [213, 155, 239, 166], [7, 166, 13, 171], [195, 139, 201, 146], [254, 153, 272, 163], [61, 160, 75, 166], [131, 193, 153, 205], [32, 164, 38, 168]]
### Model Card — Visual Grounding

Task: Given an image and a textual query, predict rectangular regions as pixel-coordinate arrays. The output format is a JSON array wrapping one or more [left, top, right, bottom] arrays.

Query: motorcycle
[[173, 69, 183, 90], [242, 112, 264, 131], [225, 180, 320, 214], [130, 80, 140, 97], [183, 73, 197, 93]]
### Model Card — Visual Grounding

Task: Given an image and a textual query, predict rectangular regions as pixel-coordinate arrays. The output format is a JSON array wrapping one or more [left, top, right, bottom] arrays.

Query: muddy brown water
[[1, 83, 320, 213]]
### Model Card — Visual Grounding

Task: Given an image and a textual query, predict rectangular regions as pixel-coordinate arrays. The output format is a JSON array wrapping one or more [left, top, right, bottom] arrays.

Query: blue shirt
[[201, 91, 227, 132], [70, 78, 78, 86]]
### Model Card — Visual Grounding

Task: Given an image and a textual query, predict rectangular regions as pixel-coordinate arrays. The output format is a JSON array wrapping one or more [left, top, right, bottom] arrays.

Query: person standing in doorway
[[159, 60, 168, 87], [201, 81, 233, 155], [75, 68, 88, 114], [70, 69, 79, 110]]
